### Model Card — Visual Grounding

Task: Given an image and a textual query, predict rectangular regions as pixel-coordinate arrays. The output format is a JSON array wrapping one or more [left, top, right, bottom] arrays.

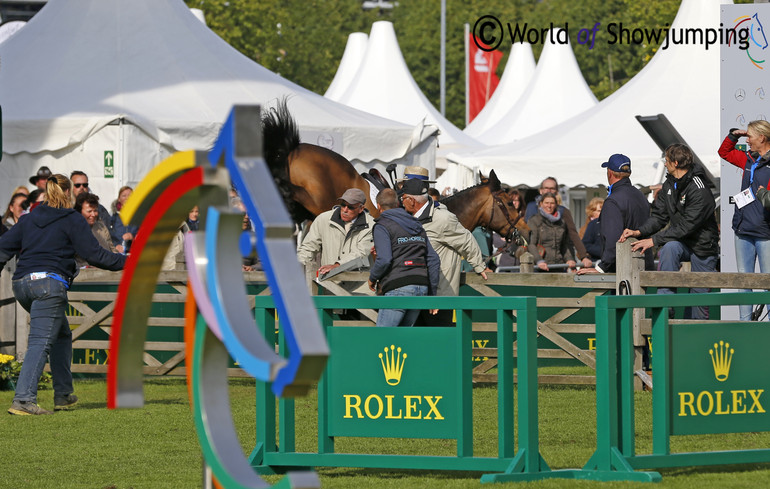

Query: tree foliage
[[186, 0, 691, 128]]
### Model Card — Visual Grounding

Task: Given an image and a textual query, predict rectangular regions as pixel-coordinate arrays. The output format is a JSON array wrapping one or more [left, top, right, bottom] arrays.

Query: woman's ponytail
[[45, 174, 73, 209]]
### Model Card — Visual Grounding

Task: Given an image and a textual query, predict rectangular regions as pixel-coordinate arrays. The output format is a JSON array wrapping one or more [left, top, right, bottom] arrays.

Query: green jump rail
[[249, 295, 583, 483], [584, 291, 770, 483]]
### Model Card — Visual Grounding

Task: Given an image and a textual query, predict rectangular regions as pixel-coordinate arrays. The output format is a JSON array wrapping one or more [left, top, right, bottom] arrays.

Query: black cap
[[29, 166, 52, 185], [401, 178, 428, 196]]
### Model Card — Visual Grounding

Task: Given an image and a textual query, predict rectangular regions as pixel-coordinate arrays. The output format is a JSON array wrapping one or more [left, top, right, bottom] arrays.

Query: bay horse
[[440, 170, 529, 246], [261, 100, 528, 243], [262, 101, 378, 223]]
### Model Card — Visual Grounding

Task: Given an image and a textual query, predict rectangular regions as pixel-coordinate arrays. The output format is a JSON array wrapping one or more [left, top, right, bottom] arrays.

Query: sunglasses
[[73, 183, 89, 189], [340, 202, 361, 210]]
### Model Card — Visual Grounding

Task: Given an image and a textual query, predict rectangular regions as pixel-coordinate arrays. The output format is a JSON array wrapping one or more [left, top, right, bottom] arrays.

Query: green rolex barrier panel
[[252, 295, 585, 482], [329, 328, 457, 439], [583, 291, 770, 483], [671, 323, 770, 435]]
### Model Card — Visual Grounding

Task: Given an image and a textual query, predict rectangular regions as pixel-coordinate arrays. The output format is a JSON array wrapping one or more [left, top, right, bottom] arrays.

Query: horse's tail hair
[[261, 97, 303, 221], [262, 97, 300, 170]]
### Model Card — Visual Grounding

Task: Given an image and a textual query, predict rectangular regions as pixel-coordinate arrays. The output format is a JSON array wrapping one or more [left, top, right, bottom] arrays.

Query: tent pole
[[464, 23, 469, 127]]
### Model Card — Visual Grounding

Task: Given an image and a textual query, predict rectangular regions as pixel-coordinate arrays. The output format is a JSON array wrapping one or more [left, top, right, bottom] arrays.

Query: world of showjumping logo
[[473, 16, 753, 53], [732, 13, 768, 69]]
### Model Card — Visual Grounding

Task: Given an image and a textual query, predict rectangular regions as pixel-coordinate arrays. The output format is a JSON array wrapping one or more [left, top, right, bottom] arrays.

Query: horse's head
[[483, 170, 529, 246], [752, 13, 769, 50]]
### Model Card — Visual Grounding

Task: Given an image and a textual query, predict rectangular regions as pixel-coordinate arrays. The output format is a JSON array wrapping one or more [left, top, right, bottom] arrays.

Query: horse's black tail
[[261, 98, 303, 222]]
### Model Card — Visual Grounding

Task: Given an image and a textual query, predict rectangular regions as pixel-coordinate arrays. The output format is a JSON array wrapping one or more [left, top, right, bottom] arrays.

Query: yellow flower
[[0, 354, 15, 365]]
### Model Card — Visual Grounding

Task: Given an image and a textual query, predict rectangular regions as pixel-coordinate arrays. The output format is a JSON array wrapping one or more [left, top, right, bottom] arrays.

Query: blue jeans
[[657, 241, 718, 320], [376, 284, 428, 327], [734, 234, 770, 320], [12, 275, 73, 403]]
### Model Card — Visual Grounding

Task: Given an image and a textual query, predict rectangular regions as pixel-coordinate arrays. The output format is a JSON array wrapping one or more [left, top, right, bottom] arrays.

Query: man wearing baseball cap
[[578, 154, 652, 275], [297, 187, 374, 277], [400, 178, 491, 325]]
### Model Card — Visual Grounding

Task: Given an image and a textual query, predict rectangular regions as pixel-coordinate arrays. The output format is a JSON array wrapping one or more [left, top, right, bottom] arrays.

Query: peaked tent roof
[[0, 0, 433, 165], [464, 42, 536, 138], [470, 31, 597, 145], [448, 0, 725, 188], [325, 32, 368, 101], [0, 20, 25, 44], [336, 21, 481, 152]]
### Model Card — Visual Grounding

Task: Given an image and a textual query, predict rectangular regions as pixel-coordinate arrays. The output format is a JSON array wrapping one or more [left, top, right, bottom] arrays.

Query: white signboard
[[720, 4, 770, 319]]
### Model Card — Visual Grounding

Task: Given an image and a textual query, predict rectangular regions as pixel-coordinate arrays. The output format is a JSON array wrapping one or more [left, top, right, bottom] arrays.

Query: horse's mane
[[440, 181, 489, 207], [261, 98, 303, 221]]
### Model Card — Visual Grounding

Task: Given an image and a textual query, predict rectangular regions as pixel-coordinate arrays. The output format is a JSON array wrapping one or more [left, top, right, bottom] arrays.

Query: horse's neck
[[443, 189, 485, 231]]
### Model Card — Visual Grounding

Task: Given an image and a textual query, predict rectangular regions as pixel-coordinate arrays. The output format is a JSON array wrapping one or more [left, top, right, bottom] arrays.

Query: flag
[[467, 32, 503, 124]]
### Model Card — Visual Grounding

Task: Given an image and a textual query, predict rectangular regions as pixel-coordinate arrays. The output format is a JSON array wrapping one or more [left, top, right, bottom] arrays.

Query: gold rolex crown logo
[[379, 345, 406, 386], [709, 340, 734, 382]]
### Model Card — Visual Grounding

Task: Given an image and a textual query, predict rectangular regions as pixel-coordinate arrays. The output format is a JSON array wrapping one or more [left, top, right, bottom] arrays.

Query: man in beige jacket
[[297, 188, 374, 277], [400, 179, 491, 324]]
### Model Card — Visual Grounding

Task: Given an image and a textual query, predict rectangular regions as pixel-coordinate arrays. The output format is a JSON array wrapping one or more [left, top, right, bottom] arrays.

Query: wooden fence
[[314, 241, 770, 388], [2, 240, 769, 386], [0, 269, 271, 376]]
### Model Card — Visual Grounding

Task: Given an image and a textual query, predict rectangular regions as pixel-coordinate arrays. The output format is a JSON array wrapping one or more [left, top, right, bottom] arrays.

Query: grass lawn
[[2, 375, 770, 489]]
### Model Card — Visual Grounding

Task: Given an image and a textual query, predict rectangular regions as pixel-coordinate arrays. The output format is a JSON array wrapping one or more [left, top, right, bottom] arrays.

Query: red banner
[[468, 33, 503, 123]]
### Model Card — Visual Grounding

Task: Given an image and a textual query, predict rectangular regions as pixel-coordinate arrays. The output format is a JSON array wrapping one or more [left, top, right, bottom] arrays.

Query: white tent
[[448, 0, 724, 188], [469, 30, 597, 145], [464, 42, 536, 138], [336, 21, 481, 156], [324, 32, 368, 101], [0, 0, 436, 203]]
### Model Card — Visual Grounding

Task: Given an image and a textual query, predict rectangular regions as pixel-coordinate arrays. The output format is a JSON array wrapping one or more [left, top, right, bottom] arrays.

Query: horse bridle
[[485, 190, 527, 256]]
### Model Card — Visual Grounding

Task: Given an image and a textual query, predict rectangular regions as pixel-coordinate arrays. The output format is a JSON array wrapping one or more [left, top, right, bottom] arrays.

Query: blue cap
[[601, 154, 631, 172]]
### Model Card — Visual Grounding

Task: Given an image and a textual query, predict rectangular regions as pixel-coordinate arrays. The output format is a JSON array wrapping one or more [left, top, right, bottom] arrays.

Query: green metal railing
[[584, 291, 770, 482], [249, 295, 582, 482]]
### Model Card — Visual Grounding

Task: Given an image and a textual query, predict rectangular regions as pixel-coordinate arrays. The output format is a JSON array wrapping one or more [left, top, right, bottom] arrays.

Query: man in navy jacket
[[368, 188, 439, 327], [578, 154, 652, 275]]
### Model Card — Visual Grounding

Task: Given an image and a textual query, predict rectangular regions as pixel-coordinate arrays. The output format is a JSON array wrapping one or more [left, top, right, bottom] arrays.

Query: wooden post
[[519, 252, 534, 274], [615, 239, 645, 390]]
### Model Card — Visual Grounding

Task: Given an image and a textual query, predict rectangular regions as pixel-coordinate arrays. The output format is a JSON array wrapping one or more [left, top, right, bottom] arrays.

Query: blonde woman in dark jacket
[[0, 175, 125, 415], [526, 193, 576, 272]]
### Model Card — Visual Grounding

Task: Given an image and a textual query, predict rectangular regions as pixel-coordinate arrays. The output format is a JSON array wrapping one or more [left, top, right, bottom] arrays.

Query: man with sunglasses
[[70, 171, 111, 229], [297, 188, 374, 278]]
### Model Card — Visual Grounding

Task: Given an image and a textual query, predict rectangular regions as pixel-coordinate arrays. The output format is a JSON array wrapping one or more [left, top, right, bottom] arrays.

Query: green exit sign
[[104, 150, 114, 178]]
